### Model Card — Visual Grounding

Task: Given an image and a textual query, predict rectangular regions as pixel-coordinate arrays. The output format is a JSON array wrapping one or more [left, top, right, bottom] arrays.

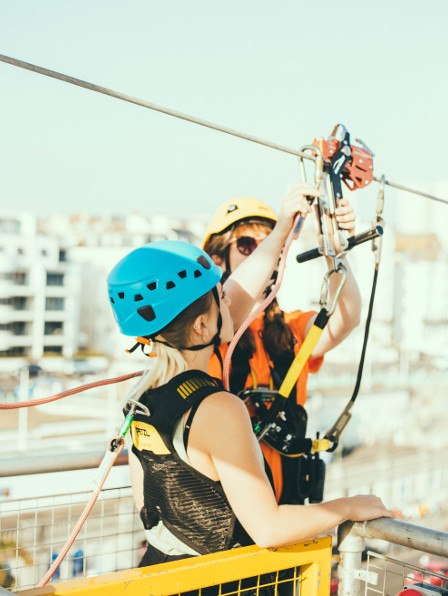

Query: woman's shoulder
[[193, 389, 251, 433]]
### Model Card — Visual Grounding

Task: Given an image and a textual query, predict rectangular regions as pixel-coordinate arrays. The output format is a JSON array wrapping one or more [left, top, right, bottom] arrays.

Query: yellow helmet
[[202, 197, 278, 248]]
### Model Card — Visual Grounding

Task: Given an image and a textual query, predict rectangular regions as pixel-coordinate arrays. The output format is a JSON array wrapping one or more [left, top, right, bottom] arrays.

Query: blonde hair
[[129, 291, 214, 399]]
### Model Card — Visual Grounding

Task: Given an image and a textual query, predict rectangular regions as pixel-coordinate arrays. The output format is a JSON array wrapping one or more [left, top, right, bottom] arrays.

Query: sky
[[0, 0, 447, 221]]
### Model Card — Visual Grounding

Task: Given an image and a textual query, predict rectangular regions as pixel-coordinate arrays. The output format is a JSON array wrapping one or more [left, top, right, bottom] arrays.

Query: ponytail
[[131, 291, 213, 398], [261, 299, 295, 360]]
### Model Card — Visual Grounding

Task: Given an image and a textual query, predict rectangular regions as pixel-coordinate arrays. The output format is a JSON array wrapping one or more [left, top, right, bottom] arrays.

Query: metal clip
[[319, 262, 347, 317], [299, 144, 338, 257], [126, 398, 150, 418], [338, 566, 378, 585]]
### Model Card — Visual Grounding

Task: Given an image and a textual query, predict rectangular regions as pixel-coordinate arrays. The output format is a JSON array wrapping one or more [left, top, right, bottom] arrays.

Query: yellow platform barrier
[[19, 536, 332, 595]]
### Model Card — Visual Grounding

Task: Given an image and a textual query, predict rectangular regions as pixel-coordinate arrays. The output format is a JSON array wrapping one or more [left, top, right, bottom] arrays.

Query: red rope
[[37, 440, 125, 587], [0, 371, 143, 409]]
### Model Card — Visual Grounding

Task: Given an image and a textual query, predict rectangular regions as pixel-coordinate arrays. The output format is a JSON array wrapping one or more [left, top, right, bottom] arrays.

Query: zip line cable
[[1, 53, 447, 206]]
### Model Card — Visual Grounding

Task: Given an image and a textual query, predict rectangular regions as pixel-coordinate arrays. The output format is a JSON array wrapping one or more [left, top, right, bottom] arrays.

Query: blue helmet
[[107, 240, 222, 337]]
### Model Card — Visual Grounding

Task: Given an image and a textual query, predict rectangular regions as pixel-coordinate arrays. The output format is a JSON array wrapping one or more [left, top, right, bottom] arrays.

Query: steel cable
[[1, 53, 447, 206]]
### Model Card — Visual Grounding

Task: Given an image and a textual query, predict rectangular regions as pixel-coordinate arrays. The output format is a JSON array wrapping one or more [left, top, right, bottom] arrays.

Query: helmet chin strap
[[130, 287, 223, 356]]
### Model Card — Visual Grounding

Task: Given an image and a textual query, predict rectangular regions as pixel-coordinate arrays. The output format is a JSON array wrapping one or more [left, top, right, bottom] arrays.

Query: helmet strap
[[132, 287, 223, 354]]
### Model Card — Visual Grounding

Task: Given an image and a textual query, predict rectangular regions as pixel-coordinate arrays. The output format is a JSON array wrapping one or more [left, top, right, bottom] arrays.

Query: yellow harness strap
[[278, 309, 329, 399]]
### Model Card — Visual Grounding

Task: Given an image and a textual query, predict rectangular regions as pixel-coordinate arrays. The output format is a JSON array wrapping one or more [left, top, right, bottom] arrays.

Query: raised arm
[[308, 198, 362, 358], [224, 183, 318, 330], [189, 391, 393, 548]]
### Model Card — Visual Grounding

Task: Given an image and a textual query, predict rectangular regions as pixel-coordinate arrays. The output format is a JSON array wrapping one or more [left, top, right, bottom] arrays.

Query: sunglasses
[[232, 236, 262, 256]]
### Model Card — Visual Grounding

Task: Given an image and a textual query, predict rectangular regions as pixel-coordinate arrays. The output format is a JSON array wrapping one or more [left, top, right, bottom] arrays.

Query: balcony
[[0, 304, 13, 319], [0, 329, 13, 350]]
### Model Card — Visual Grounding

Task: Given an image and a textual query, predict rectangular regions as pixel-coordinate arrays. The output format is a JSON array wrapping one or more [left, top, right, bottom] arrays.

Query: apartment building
[[0, 211, 80, 359]]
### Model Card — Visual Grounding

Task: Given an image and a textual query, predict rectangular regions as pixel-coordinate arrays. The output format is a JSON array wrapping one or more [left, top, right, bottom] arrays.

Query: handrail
[[0, 450, 128, 477], [337, 518, 448, 595]]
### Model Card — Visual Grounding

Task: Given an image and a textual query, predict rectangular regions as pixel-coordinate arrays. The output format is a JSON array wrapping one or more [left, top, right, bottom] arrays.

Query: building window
[[0, 347, 26, 356], [43, 345, 63, 355], [10, 322, 27, 336], [0, 219, 20, 234], [59, 249, 67, 262], [0, 298, 11, 305], [45, 297, 65, 311], [13, 271, 28, 285], [44, 321, 64, 335], [12, 296, 28, 310], [46, 273, 64, 286]]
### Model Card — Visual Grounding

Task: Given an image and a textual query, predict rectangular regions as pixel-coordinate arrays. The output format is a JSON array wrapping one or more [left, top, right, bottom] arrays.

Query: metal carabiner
[[294, 144, 324, 237], [319, 262, 348, 317], [299, 144, 336, 257], [298, 144, 324, 189], [126, 398, 150, 418]]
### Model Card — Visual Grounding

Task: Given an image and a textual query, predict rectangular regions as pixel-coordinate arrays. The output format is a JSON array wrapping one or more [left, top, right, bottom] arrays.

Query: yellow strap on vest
[[278, 324, 324, 398]]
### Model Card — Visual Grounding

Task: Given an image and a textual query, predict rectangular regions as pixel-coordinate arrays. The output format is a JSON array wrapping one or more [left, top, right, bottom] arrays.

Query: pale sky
[[0, 0, 447, 220]]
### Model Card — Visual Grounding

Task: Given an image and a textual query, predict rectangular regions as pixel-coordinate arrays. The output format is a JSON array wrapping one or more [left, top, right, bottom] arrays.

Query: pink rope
[[223, 216, 302, 390], [37, 439, 125, 587], [0, 371, 143, 409]]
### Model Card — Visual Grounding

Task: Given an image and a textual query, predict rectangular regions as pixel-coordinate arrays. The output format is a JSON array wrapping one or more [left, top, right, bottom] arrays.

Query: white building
[[0, 211, 80, 359]]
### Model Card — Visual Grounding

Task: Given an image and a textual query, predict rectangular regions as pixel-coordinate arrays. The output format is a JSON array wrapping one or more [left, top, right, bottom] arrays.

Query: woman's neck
[[181, 345, 214, 373]]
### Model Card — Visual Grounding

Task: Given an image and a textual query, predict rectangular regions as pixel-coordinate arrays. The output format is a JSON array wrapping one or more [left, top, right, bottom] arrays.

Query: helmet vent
[[193, 269, 202, 278], [166, 281, 176, 289], [147, 282, 157, 291], [178, 269, 187, 279], [137, 305, 156, 322], [134, 294, 143, 302], [110, 297, 115, 304], [118, 292, 125, 299], [196, 255, 211, 270]]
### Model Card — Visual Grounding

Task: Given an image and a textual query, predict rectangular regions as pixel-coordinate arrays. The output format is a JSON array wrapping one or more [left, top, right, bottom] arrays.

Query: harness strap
[[278, 308, 329, 399], [183, 400, 203, 450]]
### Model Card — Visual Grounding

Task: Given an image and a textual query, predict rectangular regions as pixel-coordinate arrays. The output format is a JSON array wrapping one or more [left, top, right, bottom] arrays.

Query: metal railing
[[0, 485, 144, 591], [0, 451, 127, 478], [0, 482, 332, 595], [337, 518, 448, 595]]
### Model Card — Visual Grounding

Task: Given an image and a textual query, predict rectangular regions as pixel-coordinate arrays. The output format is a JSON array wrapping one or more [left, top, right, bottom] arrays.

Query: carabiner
[[298, 144, 324, 189], [126, 398, 150, 418], [319, 262, 347, 317]]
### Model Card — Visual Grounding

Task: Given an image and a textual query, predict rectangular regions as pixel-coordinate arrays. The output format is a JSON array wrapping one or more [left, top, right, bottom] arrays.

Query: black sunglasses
[[233, 236, 261, 256]]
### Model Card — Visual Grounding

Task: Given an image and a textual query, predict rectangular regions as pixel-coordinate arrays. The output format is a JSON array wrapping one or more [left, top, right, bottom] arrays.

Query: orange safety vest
[[209, 310, 324, 501]]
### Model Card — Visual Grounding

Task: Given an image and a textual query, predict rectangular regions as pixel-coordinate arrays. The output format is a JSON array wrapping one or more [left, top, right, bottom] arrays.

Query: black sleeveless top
[[130, 370, 253, 555]]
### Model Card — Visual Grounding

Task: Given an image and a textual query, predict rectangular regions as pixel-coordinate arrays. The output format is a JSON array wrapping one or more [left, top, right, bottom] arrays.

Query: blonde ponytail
[[128, 290, 214, 400], [132, 343, 188, 398]]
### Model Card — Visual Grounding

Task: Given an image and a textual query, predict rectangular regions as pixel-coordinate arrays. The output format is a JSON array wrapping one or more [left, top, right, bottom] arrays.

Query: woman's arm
[[189, 391, 393, 548], [307, 198, 362, 358], [224, 183, 318, 330]]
